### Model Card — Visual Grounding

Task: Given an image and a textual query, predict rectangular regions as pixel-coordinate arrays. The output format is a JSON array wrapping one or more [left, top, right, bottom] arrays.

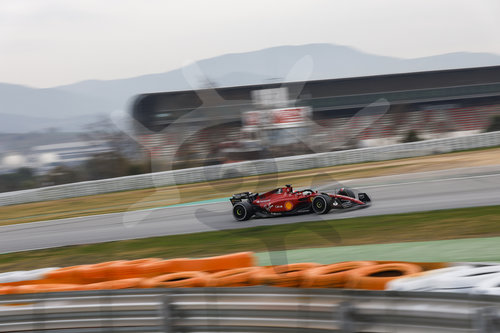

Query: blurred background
[[1, 0, 500, 192], [2, 5, 500, 327]]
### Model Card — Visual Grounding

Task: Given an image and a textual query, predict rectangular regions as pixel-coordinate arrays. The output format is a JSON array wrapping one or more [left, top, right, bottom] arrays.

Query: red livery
[[230, 184, 371, 221]]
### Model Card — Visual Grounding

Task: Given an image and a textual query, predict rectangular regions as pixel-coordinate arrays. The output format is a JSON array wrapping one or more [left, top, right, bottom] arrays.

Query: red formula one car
[[230, 184, 371, 221]]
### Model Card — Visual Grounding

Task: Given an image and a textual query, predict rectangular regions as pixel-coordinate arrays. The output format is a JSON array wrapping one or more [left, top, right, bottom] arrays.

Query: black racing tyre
[[233, 201, 254, 221], [312, 194, 332, 214]]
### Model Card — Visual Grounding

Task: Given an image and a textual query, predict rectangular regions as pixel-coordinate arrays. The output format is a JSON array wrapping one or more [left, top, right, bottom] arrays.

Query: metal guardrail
[[1, 131, 500, 207], [0, 287, 499, 332]]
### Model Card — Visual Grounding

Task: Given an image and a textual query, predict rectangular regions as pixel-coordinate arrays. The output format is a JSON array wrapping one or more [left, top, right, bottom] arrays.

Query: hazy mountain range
[[2, 43, 500, 133]]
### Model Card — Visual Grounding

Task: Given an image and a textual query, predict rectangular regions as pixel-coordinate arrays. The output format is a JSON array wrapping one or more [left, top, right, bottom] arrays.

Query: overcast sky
[[1, 0, 499, 88]]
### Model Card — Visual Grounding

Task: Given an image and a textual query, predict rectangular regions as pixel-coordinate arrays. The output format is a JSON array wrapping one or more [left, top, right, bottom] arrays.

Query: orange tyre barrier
[[0, 286, 14, 295], [78, 261, 127, 283], [82, 278, 144, 290], [108, 258, 162, 280], [11, 284, 82, 294], [302, 261, 376, 288], [77, 263, 109, 283], [207, 267, 262, 287], [44, 266, 88, 284], [346, 263, 422, 290], [175, 252, 256, 273], [375, 261, 449, 271], [252, 263, 320, 287], [141, 271, 208, 288], [0, 279, 50, 287], [135, 259, 182, 278]]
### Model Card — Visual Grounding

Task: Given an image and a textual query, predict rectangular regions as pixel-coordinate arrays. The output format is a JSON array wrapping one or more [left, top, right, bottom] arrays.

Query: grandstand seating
[[137, 104, 500, 164]]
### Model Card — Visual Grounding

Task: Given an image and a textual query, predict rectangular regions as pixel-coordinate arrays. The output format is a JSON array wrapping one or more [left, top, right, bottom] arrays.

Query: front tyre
[[312, 194, 332, 214], [232, 201, 254, 221]]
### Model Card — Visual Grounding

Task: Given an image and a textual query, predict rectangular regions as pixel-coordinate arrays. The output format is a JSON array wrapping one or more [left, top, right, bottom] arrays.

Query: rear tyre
[[339, 188, 355, 198], [233, 201, 254, 221], [312, 194, 332, 214]]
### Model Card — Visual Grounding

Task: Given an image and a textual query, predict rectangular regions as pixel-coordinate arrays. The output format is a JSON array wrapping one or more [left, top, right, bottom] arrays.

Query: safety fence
[[0, 287, 499, 332], [1, 130, 499, 206]]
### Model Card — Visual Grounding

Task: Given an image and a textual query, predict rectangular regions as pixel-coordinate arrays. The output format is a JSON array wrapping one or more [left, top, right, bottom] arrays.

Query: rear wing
[[230, 192, 257, 205]]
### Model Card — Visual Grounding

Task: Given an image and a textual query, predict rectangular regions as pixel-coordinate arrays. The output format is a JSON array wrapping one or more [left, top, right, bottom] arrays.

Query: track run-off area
[[0, 164, 499, 254]]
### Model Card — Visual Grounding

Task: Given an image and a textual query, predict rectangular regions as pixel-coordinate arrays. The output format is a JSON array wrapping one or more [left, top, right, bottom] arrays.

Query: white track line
[[350, 173, 500, 190]]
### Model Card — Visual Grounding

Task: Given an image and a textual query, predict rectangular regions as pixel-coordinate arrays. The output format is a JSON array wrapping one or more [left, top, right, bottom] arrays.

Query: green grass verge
[[256, 237, 500, 265], [0, 205, 499, 272]]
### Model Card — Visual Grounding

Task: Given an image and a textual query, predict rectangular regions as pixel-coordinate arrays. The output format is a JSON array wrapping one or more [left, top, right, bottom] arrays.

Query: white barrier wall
[[1, 131, 499, 206]]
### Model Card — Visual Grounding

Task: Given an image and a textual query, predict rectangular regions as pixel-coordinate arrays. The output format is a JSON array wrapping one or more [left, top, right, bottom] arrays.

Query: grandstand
[[132, 65, 500, 167]]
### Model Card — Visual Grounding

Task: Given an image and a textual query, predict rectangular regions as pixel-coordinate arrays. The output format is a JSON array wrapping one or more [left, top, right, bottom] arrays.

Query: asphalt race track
[[0, 165, 499, 253]]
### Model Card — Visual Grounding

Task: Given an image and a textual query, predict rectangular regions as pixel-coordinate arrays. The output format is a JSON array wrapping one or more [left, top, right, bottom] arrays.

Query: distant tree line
[[0, 168, 38, 192], [0, 117, 151, 193], [0, 152, 151, 193]]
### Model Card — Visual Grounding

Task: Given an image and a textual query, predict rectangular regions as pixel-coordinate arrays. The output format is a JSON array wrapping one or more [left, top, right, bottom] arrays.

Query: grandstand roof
[[132, 65, 500, 130]]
